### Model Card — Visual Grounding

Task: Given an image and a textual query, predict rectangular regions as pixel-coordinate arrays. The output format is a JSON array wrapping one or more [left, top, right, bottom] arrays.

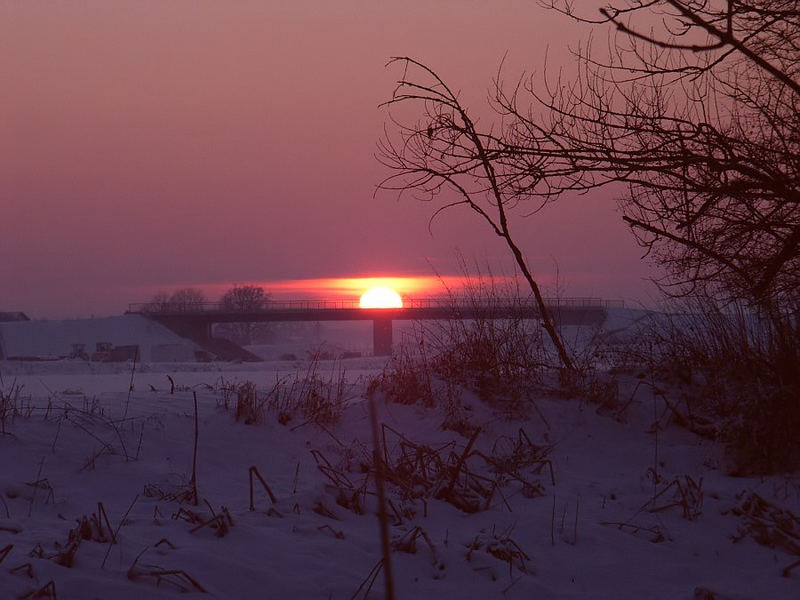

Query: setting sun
[[359, 286, 403, 309]]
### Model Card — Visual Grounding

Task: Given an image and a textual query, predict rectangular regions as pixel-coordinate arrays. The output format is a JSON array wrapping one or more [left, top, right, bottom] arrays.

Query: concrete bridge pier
[[373, 318, 393, 356]]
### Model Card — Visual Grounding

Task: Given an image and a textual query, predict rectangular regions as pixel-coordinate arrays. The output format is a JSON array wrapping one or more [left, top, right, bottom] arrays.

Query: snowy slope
[[0, 315, 201, 362], [0, 363, 798, 599], [0, 311, 798, 599]]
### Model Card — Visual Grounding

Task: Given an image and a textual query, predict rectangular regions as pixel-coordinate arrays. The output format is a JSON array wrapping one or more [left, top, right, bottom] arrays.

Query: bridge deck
[[126, 296, 620, 324], [127, 297, 619, 357]]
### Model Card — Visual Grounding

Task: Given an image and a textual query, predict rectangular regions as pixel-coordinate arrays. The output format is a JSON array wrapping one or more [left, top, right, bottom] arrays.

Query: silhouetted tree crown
[[148, 288, 207, 312], [380, 1, 799, 310], [219, 285, 270, 312]]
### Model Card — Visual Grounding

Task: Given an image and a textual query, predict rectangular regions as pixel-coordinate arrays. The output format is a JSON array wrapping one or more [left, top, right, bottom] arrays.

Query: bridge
[[126, 297, 622, 358]]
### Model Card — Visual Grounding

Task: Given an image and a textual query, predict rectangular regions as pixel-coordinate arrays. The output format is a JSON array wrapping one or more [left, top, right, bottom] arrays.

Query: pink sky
[[1, 1, 658, 318]]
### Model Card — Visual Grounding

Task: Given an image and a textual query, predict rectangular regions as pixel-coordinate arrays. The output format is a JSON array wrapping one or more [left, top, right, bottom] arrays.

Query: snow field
[[0, 360, 798, 599]]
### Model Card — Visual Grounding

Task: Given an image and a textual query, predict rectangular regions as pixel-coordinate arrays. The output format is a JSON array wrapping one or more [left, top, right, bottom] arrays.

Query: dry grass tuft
[[215, 357, 356, 427], [729, 491, 800, 556], [467, 525, 531, 576], [646, 475, 704, 521], [127, 558, 207, 593], [310, 423, 554, 519]]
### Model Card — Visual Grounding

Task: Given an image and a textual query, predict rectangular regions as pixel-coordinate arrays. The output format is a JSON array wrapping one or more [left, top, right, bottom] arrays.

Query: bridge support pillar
[[373, 318, 393, 356]]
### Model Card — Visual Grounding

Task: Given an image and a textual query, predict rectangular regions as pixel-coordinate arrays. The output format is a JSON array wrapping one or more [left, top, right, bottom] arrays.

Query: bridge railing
[[127, 296, 624, 315]]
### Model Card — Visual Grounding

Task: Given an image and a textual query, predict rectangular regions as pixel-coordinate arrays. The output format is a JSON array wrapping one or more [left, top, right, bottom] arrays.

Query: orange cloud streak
[[257, 276, 466, 301]]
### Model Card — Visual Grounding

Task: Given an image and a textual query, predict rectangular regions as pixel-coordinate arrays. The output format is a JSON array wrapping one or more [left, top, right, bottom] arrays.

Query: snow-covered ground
[[1, 315, 798, 599]]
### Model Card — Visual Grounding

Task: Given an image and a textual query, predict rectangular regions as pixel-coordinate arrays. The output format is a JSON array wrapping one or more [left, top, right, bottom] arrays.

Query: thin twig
[[190, 392, 199, 506], [101, 494, 139, 569], [27, 457, 46, 518], [370, 397, 395, 600], [249, 465, 278, 509], [123, 347, 138, 421]]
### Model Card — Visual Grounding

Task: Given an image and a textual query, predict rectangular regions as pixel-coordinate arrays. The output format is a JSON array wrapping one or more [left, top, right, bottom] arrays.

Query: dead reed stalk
[[369, 394, 395, 600], [249, 465, 278, 509], [190, 391, 199, 506]]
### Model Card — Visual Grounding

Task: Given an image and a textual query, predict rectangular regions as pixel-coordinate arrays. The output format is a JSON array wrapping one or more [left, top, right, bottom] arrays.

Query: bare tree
[[219, 284, 270, 312], [379, 1, 799, 313], [533, 0, 800, 307], [147, 291, 172, 313], [167, 288, 207, 312], [378, 58, 576, 371], [217, 284, 271, 345], [146, 288, 207, 313]]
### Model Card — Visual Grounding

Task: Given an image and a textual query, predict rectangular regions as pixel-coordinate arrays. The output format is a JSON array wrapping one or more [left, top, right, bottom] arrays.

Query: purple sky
[[1, 1, 658, 318]]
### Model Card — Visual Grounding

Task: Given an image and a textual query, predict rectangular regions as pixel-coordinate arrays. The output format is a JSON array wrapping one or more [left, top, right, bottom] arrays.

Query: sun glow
[[359, 286, 403, 309]]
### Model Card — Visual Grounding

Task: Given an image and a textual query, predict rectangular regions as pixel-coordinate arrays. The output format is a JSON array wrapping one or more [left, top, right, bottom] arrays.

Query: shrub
[[410, 273, 555, 405], [633, 297, 800, 473], [216, 356, 356, 427]]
